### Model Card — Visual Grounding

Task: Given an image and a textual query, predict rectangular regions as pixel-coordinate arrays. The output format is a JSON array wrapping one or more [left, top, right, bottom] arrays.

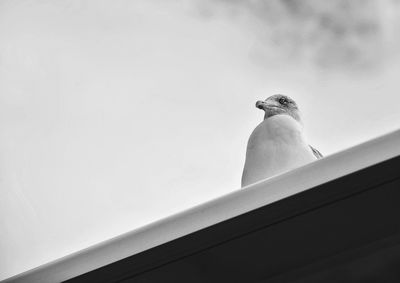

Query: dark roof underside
[[67, 155, 400, 283]]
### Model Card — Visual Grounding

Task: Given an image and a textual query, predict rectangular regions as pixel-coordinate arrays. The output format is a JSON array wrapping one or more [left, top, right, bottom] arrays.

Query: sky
[[1, 0, 400, 279]]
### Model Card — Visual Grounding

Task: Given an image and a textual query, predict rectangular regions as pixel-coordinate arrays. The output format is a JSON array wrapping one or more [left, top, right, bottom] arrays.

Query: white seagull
[[241, 94, 322, 187]]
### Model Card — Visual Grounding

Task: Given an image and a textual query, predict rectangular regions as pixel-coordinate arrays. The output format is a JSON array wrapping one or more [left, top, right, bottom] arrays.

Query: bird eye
[[279, 98, 288, 105]]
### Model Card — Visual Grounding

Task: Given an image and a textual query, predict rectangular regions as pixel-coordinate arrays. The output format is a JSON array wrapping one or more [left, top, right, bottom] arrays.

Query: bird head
[[256, 94, 301, 122]]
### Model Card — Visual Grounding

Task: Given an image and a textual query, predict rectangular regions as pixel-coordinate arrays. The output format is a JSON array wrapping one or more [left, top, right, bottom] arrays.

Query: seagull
[[241, 94, 322, 187]]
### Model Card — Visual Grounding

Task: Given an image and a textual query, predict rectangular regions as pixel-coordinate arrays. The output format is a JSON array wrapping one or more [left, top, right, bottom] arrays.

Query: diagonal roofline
[[3, 129, 400, 283]]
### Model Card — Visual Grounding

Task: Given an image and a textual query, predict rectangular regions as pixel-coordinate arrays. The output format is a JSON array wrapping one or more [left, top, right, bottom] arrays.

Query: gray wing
[[309, 145, 323, 159]]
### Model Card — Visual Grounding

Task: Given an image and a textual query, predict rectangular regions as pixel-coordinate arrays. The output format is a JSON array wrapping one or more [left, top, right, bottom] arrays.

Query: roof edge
[[3, 129, 400, 283]]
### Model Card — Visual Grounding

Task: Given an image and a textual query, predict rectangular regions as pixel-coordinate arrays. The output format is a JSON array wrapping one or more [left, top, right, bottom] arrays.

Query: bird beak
[[256, 100, 277, 110], [256, 100, 283, 111], [256, 100, 266, 110]]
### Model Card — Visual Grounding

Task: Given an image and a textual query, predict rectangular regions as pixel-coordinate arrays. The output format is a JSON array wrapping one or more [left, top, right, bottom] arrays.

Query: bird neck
[[260, 115, 305, 143], [264, 112, 302, 125]]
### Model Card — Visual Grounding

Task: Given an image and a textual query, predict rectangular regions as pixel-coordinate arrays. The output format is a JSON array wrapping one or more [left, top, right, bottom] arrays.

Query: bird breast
[[242, 115, 316, 187]]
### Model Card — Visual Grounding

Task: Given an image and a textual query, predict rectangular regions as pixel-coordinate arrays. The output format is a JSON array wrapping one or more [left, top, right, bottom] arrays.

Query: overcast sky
[[1, 0, 400, 279]]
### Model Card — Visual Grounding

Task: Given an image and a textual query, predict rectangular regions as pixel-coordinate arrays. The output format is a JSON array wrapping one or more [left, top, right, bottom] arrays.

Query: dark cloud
[[196, 0, 400, 70]]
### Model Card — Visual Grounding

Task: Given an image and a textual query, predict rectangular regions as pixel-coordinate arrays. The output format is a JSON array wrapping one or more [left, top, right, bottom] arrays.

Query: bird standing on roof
[[241, 94, 322, 187]]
